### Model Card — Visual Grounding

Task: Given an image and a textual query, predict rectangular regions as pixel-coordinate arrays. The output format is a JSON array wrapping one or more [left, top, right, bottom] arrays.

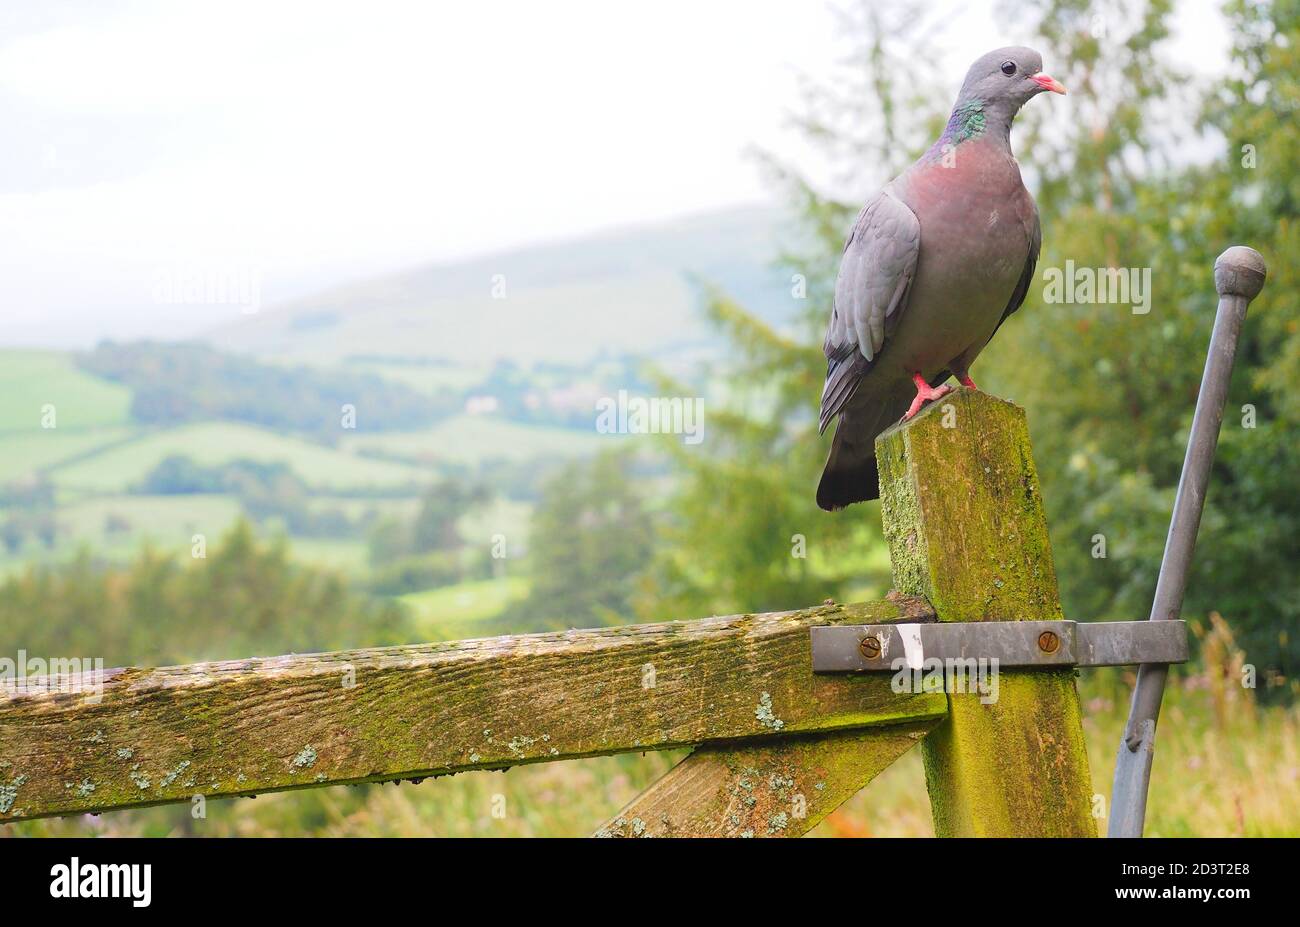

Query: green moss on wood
[[0, 596, 942, 822], [877, 389, 1096, 837], [595, 719, 938, 837], [877, 389, 1063, 623]]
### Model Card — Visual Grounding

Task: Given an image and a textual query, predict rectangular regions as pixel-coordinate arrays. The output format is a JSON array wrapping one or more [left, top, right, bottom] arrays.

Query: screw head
[[1037, 630, 1060, 654], [859, 636, 882, 660]]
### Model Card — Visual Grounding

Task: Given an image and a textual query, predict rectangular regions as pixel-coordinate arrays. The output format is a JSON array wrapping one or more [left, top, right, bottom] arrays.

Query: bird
[[816, 46, 1065, 511]]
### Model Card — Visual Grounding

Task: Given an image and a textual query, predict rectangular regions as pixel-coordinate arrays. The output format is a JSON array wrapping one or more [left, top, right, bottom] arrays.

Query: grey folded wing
[[986, 202, 1042, 344], [818, 189, 921, 434]]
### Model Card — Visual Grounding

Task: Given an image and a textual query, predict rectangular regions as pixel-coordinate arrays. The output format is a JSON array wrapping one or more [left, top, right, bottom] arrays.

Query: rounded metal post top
[[1214, 246, 1267, 299]]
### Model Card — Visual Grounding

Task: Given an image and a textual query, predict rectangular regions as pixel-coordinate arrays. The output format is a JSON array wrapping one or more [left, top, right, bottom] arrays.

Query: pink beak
[[1032, 73, 1067, 95]]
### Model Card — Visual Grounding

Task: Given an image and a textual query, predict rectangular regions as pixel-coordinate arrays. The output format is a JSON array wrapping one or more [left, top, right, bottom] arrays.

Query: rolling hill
[[0, 204, 791, 616], [206, 204, 794, 368]]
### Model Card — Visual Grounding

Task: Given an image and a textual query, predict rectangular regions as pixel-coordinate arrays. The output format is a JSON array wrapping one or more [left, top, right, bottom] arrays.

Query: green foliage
[[80, 341, 457, 440], [637, 295, 876, 618], [986, 0, 1300, 686], [501, 451, 655, 630], [651, 0, 1297, 691], [0, 478, 59, 554], [366, 550, 489, 596], [366, 477, 488, 564], [136, 455, 356, 538], [0, 520, 412, 667], [360, 478, 494, 594], [411, 480, 491, 553]]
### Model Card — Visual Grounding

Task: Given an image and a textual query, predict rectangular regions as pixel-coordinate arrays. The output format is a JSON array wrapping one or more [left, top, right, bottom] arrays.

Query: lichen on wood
[[0, 596, 945, 822], [595, 719, 938, 838]]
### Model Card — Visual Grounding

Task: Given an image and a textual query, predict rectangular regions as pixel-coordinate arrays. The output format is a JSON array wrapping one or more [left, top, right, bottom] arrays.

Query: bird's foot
[[957, 374, 978, 390], [902, 373, 954, 421]]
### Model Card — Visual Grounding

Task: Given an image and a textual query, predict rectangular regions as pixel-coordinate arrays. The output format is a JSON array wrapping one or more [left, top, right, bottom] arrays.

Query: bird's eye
[[1001, 60, 1017, 76]]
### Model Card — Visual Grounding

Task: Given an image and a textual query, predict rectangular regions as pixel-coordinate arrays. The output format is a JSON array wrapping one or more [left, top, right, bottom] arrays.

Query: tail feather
[[817, 421, 880, 510], [816, 385, 913, 510]]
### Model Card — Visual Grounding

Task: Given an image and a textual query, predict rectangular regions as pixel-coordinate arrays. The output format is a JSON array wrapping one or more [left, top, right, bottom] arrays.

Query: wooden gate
[[0, 389, 1104, 837]]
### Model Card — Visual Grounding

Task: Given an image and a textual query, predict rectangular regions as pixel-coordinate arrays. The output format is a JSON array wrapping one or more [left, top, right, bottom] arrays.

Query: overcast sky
[[0, 0, 1230, 347]]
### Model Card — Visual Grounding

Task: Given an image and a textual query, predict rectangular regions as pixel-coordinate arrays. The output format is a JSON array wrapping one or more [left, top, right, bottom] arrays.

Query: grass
[[286, 538, 373, 576], [400, 575, 529, 640], [0, 426, 138, 484], [811, 669, 1300, 837], [344, 414, 609, 466], [345, 359, 492, 395], [0, 494, 248, 577], [50, 422, 428, 493], [57, 493, 242, 540], [0, 350, 133, 433], [457, 497, 533, 553]]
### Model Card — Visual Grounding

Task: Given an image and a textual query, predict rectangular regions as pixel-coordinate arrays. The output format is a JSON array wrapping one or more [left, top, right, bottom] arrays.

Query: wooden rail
[[1, 389, 1098, 836], [0, 597, 943, 822]]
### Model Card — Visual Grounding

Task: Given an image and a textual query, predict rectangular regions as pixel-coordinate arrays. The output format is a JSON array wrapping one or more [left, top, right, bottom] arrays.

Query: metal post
[[1107, 246, 1267, 837]]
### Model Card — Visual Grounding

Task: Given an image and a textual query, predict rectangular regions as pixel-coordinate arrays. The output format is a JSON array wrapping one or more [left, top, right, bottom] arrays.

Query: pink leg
[[902, 372, 955, 420], [958, 374, 978, 389]]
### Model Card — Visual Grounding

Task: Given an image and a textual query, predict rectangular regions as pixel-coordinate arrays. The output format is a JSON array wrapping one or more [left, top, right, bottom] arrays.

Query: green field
[[0, 348, 592, 608], [346, 414, 609, 466], [346, 359, 492, 395], [0, 350, 133, 432], [50, 422, 428, 493], [456, 497, 532, 551], [59, 493, 244, 542], [0, 426, 137, 484], [400, 575, 529, 640], [0, 353, 584, 596], [287, 538, 373, 575], [0, 494, 247, 576]]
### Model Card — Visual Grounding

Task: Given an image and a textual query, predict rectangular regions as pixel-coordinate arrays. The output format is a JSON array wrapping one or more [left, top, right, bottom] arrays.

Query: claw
[[902, 373, 954, 421]]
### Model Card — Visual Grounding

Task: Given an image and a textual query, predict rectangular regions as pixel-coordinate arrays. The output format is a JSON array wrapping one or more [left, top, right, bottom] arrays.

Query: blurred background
[[2, 0, 1296, 836]]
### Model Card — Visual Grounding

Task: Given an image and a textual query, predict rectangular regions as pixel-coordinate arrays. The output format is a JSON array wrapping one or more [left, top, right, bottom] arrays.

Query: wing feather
[[987, 201, 1041, 343], [818, 190, 920, 434]]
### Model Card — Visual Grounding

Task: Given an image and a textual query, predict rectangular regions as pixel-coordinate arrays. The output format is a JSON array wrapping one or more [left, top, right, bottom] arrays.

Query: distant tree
[[410, 480, 490, 554], [0, 477, 56, 510], [501, 450, 655, 631], [136, 455, 356, 538], [104, 512, 133, 535], [367, 515, 412, 567], [0, 520, 413, 666], [135, 455, 226, 494], [1, 519, 24, 555], [80, 341, 457, 440], [364, 478, 489, 587]]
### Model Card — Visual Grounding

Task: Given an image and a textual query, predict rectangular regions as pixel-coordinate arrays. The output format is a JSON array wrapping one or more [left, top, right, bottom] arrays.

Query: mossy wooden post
[[876, 388, 1096, 836]]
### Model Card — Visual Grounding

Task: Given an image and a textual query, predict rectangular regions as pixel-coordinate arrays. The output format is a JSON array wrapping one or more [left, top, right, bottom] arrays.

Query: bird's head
[[956, 46, 1066, 118]]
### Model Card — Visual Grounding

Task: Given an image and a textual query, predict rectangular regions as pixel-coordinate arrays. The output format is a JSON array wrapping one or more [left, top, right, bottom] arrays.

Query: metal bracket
[[811, 620, 1188, 673]]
